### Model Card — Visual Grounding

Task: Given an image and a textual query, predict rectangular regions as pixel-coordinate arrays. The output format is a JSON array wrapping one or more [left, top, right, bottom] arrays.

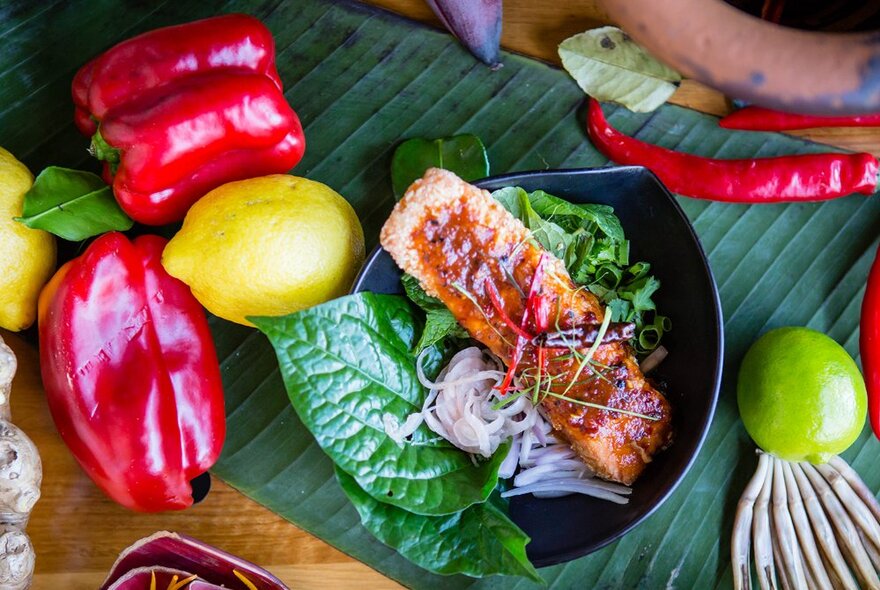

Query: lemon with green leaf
[[162, 175, 365, 326], [0, 147, 55, 331], [737, 327, 866, 464]]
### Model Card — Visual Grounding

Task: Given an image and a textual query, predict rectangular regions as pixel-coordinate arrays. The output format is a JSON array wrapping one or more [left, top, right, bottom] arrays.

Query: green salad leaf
[[558, 26, 681, 113], [493, 186, 668, 353], [336, 467, 541, 582], [251, 293, 507, 516], [401, 273, 469, 353], [14, 166, 133, 241], [391, 134, 490, 199]]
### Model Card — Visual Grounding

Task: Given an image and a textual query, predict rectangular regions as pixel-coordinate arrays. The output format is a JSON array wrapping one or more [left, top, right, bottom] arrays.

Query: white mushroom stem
[[753, 456, 778, 590], [780, 461, 834, 590], [858, 527, 880, 574], [771, 459, 809, 589], [816, 462, 880, 552], [790, 462, 860, 590], [828, 456, 880, 523], [800, 462, 880, 589], [733, 452, 771, 590], [733, 453, 880, 590]]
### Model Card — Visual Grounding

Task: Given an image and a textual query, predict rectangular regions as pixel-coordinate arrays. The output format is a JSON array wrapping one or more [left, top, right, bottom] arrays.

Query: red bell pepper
[[860, 244, 880, 441], [72, 14, 282, 136], [94, 71, 305, 225], [38, 232, 225, 512]]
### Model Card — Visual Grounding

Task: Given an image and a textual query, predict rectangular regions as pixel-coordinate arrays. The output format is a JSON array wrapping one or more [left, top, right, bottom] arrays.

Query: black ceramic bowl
[[352, 166, 723, 567]]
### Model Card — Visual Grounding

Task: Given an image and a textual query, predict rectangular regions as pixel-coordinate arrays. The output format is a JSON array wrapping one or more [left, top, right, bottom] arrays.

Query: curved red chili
[[586, 99, 879, 202], [720, 106, 880, 131], [860, 244, 880, 440]]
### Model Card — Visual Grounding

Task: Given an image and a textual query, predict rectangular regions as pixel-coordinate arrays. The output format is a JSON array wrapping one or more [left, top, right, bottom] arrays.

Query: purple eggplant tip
[[424, 0, 503, 67]]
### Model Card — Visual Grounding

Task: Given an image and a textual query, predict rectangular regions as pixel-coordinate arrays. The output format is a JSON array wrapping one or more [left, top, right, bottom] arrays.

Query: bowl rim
[[351, 165, 724, 566]]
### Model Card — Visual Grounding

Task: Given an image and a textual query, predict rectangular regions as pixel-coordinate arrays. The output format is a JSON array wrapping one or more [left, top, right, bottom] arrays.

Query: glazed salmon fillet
[[380, 168, 672, 485]]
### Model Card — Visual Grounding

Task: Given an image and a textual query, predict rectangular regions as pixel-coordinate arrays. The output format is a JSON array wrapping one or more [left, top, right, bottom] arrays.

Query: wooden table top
[[11, 1, 880, 588]]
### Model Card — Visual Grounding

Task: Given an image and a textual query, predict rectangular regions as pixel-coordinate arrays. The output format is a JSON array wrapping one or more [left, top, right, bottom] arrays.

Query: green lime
[[737, 327, 866, 464]]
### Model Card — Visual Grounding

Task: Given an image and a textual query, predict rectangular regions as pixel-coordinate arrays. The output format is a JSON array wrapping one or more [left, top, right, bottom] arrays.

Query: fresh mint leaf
[[419, 309, 469, 354], [391, 134, 489, 199], [527, 189, 625, 242], [401, 274, 469, 353], [250, 293, 507, 516], [494, 186, 572, 260], [337, 467, 542, 582], [14, 166, 133, 241], [401, 273, 442, 311]]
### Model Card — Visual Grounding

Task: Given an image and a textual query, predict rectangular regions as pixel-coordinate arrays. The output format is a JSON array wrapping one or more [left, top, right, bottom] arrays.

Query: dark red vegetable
[[72, 14, 281, 136], [860, 244, 880, 441], [38, 233, 225, 512], [100, 531, 288, 590], [586, 99, 879, 202], [95, 71, 304, 225], [720, 105, 880, 131]]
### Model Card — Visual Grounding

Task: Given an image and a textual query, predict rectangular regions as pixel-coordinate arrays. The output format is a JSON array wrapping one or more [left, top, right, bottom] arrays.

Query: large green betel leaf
[[3, 0, 878, 588]]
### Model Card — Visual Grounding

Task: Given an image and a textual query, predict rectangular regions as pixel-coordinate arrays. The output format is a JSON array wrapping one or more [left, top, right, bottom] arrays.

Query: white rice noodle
[[384, 345, 633, 504]]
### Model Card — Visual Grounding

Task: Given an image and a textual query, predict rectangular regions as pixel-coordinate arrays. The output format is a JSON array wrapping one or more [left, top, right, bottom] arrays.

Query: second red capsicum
[[73, 14, 305, 225], [93, 71, 305, 225], [38, 232, 226, 512]]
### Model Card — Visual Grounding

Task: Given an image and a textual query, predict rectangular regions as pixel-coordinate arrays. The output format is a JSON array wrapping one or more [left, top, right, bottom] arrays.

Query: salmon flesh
[[380, 168, 673, 485]]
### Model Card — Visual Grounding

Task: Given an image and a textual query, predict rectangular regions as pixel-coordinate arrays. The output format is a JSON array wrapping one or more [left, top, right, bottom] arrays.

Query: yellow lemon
[[0, 148, 55, 331], [162, 175, 365, 326]]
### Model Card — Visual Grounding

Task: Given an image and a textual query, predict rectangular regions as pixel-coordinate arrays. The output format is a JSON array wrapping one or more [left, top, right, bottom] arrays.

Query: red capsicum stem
[[586, 99, 880, 203], [720, 106, 880, 131], [38, 233, 226, 512], [97, 71, 304, 225], [860, 244, 880, 441]]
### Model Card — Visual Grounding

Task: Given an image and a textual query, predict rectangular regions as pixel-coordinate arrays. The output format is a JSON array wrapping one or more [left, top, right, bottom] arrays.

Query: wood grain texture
[[13, 1, 880, 589]]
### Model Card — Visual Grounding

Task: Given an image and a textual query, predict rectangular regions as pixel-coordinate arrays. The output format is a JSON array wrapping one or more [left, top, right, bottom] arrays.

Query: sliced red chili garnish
[[484, 279, 535, 341]]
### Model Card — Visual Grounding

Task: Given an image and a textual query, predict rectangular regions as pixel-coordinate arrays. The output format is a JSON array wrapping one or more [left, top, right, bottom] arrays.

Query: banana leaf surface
[[1, 0, 878, 588]]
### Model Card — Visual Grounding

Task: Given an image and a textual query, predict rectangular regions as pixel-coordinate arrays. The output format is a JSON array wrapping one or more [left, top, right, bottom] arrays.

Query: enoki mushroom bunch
[[733, 452, 880, 590]]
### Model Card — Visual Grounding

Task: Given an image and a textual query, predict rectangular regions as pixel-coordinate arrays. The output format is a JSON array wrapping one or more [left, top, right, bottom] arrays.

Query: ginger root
[[0, 336, 40, 590]]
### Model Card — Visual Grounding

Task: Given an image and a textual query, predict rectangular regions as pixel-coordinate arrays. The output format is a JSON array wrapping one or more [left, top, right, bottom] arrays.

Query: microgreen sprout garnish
[[500, 262, 526, 298], [541, 391, 658, 421], [563, 307, 612, 396]]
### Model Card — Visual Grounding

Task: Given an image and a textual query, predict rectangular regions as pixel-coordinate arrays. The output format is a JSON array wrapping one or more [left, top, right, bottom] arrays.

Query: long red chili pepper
[[485, 280, 534, 341], [586, 99, 879, 202], [720, 106, 880, 132], [496, 255, 548, 396], [860, 244, 880, 441]]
